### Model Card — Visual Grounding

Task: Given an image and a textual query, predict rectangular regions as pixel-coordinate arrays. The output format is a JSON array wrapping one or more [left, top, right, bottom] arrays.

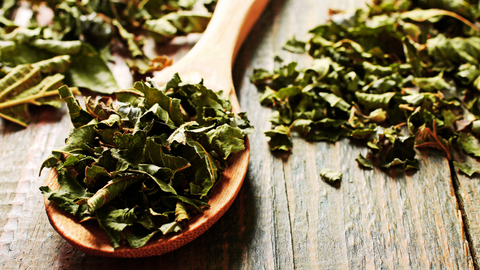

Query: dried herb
[[0, 55, 80, 126], [319, 169, 342, 184], [0, 0, 214, 125], [40, 74, 253, 249], [251, 0, 480, 173]]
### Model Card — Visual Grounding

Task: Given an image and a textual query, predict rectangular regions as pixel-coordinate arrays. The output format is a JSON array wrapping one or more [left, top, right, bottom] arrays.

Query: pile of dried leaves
[[251, 0, 480, 176], [0, 0, 215, 126], [40, 75, 253, 248]]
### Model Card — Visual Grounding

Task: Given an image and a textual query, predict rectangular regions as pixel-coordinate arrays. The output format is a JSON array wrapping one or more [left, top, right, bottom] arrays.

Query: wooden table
[[1, 0, 479, 269]]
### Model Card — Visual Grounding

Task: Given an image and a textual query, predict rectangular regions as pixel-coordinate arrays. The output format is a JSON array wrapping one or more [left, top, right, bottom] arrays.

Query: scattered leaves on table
[[0, 0, 216, 126], [251, 0, 480, 174]]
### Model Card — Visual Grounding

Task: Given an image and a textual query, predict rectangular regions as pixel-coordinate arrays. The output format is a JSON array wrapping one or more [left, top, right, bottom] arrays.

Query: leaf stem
[[0, 90, 60, 110], [415, 119, 452, 160]]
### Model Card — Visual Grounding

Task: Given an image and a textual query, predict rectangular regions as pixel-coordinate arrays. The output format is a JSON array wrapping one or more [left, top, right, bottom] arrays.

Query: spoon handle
[[186, 0, 270, 68]]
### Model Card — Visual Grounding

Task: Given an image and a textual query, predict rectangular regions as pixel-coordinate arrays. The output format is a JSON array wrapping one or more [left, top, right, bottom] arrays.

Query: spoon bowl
[[44, 0, 269, 258]]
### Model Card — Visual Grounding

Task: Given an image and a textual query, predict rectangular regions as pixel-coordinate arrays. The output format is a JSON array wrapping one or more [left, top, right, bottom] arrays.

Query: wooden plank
[[0, 0, 477, 269], [235, 0, 473, 268], [0, 106, 73, 269], [453, 154, 480, 268]]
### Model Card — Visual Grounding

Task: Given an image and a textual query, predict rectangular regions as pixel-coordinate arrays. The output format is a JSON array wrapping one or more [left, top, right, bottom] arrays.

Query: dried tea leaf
[[319, 169, 342, 184], [453, 161, 480, 177]]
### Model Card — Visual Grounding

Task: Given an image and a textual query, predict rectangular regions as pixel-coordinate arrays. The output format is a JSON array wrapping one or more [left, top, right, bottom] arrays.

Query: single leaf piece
[[112, 20, 143, 58], [143, 11, 211, 42], [135, 165, 177, 195], [159, 221, 183, 235], [58, 85, 93, 128], [125, 230, 158, 249], [126, 55, 173, 75], [87, 176, 139, 212], [111, 131, 147, 167], [318, 92, 351, 112], [206, 124, 245, 159], [319, 169, 342, 184], [290, 119, 313, 135], [39, 168, 88, 217], [264, 125, 293, 151], [355, 92, 395, 110], [457, 133, 480, 157], [65, 44, 119, 94], [145, 138, 191, 173], [402, 36, 423, 77], [355, 154, 373, 168], [453, 161, 480, 177], [185, 139, 218, 197], [283, 36, 306, 53], [96, 207, 136, 249], [401, 9, 480, 34], [175, 201, 189, 222]]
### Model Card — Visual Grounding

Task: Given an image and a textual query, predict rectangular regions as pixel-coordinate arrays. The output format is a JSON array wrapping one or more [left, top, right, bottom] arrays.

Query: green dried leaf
[[159, 220, 183, 235], [319, 169, 342, 184], [355, 92, 395, 110], [85, 165, 110, 188], [206, 124, 246, 159], [402, 37, 423, 77], [355, 154, 373, 168], [283, 36, 306, 53], [458, 133, 480, 157], [265, 125, 292, 151], [143, 11, 211, 42], [96, 207, 136, 249], [175, 201, 189, 222], [145, 138, 191, 172], [111, 131, 147, 167], [185, 138, 218, 197], [112, 20, 143, 58], [318, 92, 351, 112], [39, 168, 88, 217], [125, 230, 158, 249], [453, 161, 480, 177], [65, 44, 119, 94], [58, 85, 93, 128], [87, 176, 139, 212]]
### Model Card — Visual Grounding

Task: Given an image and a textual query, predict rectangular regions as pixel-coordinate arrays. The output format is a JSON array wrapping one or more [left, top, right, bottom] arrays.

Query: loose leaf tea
[[251, 0, 480, 173], [40, 74, 253, 249], [0, 0, 215, 125]]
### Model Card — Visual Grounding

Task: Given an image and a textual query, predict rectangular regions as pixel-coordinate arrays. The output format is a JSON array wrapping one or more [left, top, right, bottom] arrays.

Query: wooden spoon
[[44, 0, 270, 258]]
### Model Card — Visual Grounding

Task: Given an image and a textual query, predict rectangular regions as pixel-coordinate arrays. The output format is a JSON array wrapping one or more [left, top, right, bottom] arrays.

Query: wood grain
[[0, 0, 479, 269], [453, 154, 480, 269]]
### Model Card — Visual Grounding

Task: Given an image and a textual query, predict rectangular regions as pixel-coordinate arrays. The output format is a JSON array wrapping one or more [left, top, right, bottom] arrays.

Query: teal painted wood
[[0, 0, 478, 269]]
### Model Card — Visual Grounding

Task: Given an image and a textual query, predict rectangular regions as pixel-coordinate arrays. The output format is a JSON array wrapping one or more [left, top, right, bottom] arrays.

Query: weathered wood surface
[[453, 154, 480, 268], [0, 0, 479, 269]]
